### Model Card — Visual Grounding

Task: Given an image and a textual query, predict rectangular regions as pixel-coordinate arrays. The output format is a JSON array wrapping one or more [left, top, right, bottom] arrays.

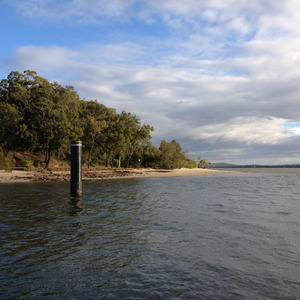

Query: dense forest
[[0, 70, 200, 170]]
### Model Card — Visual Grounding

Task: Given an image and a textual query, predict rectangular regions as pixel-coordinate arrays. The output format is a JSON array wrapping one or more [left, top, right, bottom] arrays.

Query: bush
[[21, 157, 34, 170], [0, 149, 15, 170]]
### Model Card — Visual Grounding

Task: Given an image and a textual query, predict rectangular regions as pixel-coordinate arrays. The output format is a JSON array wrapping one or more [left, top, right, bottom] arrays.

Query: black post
[[70, 141, 82, 197]]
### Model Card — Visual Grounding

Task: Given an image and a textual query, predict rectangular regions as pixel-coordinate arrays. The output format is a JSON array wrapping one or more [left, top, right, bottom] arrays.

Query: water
[[0, 169, 300, 299]]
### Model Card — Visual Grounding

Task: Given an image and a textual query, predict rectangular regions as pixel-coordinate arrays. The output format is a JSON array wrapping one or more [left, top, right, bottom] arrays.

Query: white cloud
[[4, 0, 291, 32], [190, 117, 292, 144], [7, 0, 135, 23], [7, 46, 79, 71]]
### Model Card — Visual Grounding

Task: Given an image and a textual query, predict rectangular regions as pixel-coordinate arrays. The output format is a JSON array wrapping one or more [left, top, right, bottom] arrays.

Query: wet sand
[[0, 168, 238, 183]]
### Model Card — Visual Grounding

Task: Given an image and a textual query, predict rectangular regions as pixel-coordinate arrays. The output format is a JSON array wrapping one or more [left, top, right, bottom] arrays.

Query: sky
[[1, 0, 300, 165]]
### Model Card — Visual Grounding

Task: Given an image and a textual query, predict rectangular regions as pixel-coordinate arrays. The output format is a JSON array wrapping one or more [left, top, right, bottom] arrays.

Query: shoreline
[[0, 168, 240, 184]]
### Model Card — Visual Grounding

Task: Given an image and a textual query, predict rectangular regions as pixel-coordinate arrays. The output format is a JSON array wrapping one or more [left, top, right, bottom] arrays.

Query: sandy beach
[[0, 168, 238, 183]]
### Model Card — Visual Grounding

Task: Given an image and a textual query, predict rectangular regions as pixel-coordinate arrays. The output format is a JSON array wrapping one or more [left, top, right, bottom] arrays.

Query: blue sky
[[1, 0, 300, 164]]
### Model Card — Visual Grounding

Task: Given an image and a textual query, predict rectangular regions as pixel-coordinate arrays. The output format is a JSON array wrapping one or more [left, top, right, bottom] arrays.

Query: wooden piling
[[70, 141, 82, 197]]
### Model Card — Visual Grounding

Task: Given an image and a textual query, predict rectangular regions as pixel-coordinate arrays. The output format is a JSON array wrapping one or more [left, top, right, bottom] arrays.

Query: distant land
[[213, 163, 300, 168]]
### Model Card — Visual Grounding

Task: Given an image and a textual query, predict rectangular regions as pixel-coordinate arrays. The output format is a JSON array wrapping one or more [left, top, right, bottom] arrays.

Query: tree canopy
[[0, 70, 200, 169]]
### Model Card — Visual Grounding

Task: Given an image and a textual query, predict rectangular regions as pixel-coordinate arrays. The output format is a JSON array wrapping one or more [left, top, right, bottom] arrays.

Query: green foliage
[[0, 148, 14, 169], [134, 142, 161, 168], [197, 157, 214, 168], [0, 71, 82, 168], [21, 156, 34, 170], [0, 103, 22, 147], [158, 140, 197, 169]]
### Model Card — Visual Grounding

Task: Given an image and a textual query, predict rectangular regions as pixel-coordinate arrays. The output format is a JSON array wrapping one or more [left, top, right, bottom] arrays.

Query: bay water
[[0, 169, 299, 299]]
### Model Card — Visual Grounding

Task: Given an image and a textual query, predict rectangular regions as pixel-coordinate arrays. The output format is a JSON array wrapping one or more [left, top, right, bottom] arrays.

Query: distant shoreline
[[0, 168, 240, 184]]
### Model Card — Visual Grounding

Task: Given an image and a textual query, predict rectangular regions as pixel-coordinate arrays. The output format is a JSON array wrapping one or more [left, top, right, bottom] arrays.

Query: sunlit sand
[[0, 168, 239, 183]]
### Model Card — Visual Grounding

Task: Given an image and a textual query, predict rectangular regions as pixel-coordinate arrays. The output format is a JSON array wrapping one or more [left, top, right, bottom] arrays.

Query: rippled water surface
[[1, 169, 300, 299]]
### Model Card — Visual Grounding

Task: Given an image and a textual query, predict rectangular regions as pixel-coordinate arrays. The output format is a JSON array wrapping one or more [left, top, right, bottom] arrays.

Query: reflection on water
[[1, 171, 300, 299], [70, 198, 82, 215]]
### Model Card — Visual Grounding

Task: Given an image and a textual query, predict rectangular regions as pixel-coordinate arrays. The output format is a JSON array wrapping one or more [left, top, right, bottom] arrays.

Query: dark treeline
[[0, 70, 197, 169]]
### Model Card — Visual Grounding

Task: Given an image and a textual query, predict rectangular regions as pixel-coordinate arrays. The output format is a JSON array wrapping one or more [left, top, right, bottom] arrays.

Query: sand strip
[[0, 168, 239, 183]]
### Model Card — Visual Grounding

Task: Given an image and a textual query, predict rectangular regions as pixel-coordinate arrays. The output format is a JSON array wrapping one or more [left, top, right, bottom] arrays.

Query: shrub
[[0, 149, 15, 170], [21, 157, 34, 170]]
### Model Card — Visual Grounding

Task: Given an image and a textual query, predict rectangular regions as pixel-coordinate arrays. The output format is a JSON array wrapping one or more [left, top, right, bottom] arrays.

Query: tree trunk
[[44, 148, 51, 169], [87, 139, 95, 169], [87, 147, 93, 169], [44, 152, 48, 164], [126, 153, 132, 168], [111, 154, 114, 168], [105, 153, 108, 167]]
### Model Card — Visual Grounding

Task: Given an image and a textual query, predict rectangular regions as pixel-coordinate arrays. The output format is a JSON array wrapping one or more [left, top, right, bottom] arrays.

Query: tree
[[0, 70, 83, 168], [158, 140, 196, 169], [159, 139, 185, 169], [138, 141, 161, 168], [0, 102, 21, 149], [41, 83, 83, 168], [117, 111, 153, 168], [0, 70, 39, 150], [197, 157, 214, 168], [102, 111, 153, 168], [80, 100, 110, 168]]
